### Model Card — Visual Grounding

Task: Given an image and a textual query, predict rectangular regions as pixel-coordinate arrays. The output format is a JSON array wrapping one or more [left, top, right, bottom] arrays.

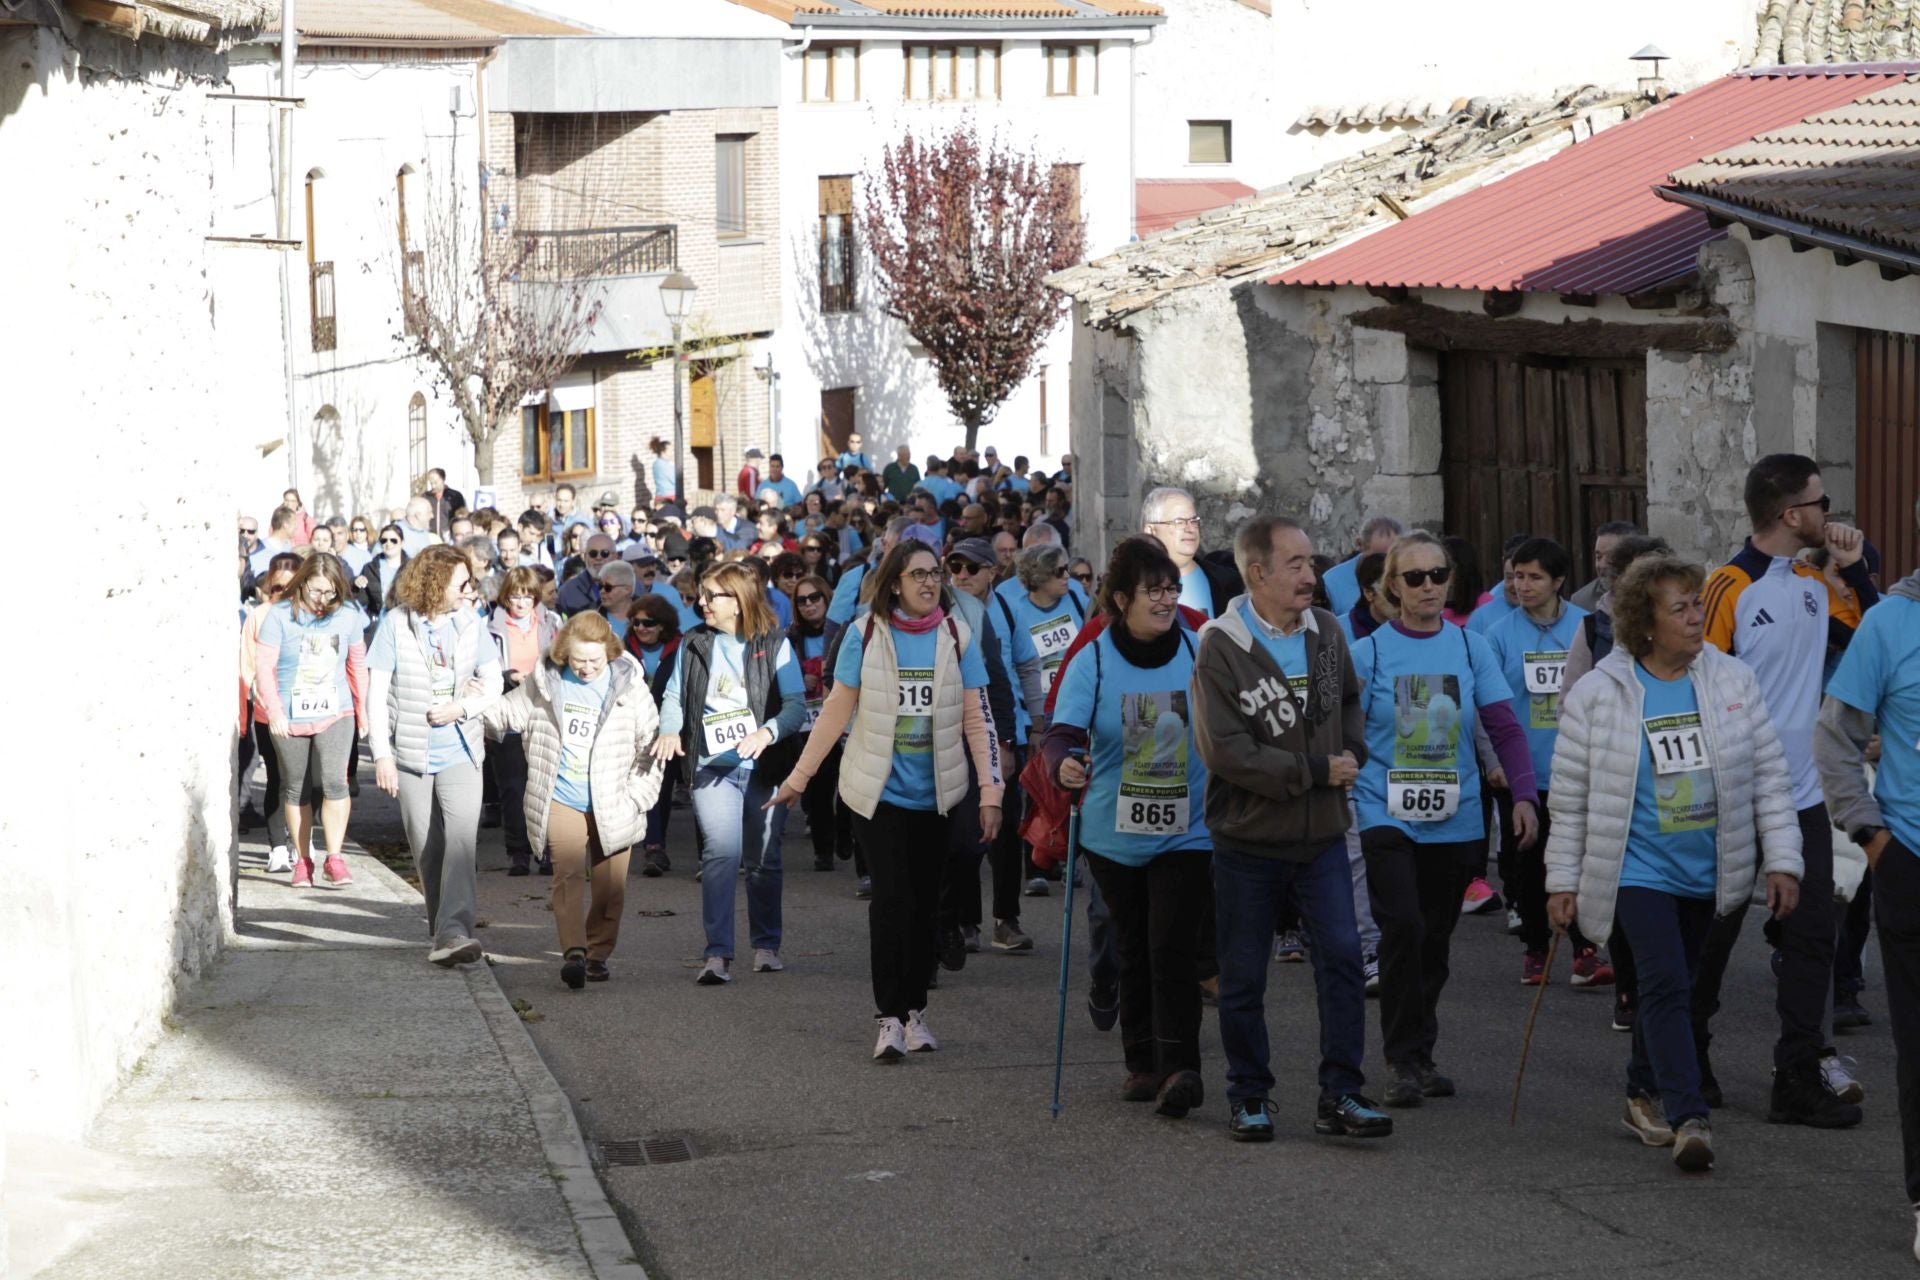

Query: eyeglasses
[[351, 525, 368, 534], [900, 568, 941, 584], [700, 592, 737, 606], [379, 537, 401, 546], [947, 559, 985, 576], [1397, 567, 1453, 588], [779, 569, 803, 579], [454, 579, 477, 595], [1785, 494, 1832, 515], [796, 592, 825, 605], [1137, 583, 1177, 602], [1147, 515, 1201, 530]]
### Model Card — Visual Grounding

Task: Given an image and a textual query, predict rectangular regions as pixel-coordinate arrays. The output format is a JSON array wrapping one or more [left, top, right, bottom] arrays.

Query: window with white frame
[[905, 43, 999, 101]]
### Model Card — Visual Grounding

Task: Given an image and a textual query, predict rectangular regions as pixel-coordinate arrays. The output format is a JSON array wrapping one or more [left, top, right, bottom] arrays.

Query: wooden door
[[820, 386, 857, 459], [1440, 351, 1646, 591], [1857, 328, 1920, 583]]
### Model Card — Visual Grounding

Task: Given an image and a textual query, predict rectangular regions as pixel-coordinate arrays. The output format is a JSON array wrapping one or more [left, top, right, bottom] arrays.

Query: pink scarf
[[891, 605, 945, 636]]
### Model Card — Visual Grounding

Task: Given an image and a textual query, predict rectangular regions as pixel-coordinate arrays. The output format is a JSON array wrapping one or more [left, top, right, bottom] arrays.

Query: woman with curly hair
[[367, 544, 503, 967]]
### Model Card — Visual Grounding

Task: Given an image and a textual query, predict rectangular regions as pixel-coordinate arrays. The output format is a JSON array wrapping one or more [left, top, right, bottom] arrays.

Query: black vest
[[676, 626, 800, 785]]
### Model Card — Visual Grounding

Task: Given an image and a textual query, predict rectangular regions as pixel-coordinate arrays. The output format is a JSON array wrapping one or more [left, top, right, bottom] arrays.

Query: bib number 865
[[1128, 801, 1178, 828]]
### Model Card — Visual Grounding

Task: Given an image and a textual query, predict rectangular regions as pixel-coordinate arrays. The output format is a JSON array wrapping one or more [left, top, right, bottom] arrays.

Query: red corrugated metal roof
[[1272, 69, 1912, 296], [1135, 179, 1258, 236]]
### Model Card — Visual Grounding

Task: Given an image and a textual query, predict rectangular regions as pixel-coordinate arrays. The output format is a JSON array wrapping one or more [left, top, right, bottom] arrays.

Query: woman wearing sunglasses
[[627, 594, 684, 878], [342, 516, 377, 576], [355, 523, 410, 619], [367, 545, 504, 967], [1349, 531, 1541, 1107], [1068, 557, 1096, 595], [652, 560, 808, 984], [766, 542, 1003, 1062], [799, 533, 836, 586], [785, 573, 852, 872]]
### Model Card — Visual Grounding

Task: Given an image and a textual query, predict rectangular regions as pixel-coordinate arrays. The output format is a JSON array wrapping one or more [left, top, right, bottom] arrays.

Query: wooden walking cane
[[1509, 929, 1562, 1126]]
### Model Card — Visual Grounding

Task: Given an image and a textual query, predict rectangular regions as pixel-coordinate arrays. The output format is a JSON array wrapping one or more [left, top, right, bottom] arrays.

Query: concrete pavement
[[472, 792, 1917, 1280], [11, 794, 646, 1280]]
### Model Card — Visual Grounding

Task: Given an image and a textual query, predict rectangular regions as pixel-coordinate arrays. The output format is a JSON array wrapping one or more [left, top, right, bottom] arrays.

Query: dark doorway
[[1857, 328, 1920, 583]]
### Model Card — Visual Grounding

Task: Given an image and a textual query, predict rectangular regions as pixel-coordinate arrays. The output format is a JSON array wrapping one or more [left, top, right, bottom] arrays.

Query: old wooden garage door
[[1439, 351, 1648, 591], [1857, 328, 1920, 584]]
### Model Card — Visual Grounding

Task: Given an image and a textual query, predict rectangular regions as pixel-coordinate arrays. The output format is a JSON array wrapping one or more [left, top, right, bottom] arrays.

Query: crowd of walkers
[[238, 445, 1920, 1262]]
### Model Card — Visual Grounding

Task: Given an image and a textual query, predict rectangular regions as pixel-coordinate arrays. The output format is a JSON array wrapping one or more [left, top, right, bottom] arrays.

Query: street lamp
[[659, 270, 698, 504]]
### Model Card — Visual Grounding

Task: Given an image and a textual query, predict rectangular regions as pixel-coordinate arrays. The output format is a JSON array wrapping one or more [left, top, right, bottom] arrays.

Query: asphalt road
[[343, 783, 1915, 1280]]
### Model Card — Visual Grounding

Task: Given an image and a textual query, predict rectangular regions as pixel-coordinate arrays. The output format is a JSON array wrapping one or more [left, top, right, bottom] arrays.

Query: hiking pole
[[1510, 929, 1562, 1127], [1050, 759, 1088, 1120]]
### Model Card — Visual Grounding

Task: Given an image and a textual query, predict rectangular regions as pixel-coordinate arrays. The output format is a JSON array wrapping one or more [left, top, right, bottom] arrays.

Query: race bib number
[[704, 707, 757, 755], [561, 703, 598, 751], [1114, 691, 1191, 836], [290, 636, 338, 721], [895, 668, 933, 755], [1524, 651, 1567, 696], [1386, 769, 1461, 822], [1030, 614, 1075, 674], [1646, 712, 1708, 777], [430, 665, 457, 704], [803, 698, 822, 732]]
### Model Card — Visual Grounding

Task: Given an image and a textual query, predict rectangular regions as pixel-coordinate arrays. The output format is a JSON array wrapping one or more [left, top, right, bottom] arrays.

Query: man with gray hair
[[1322, 516, 1407, 617], [400, 495, 438, 556], [713, 495, 753, 552], [1142, 485, 1244, 620]]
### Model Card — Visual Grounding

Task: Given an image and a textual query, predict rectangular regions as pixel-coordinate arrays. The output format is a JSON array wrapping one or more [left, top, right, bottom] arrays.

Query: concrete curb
[[352, 852, 651, 1280]]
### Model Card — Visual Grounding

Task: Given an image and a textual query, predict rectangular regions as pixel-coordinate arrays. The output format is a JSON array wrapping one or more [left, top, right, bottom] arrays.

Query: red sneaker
[[1571, 947, 1616, 988], [290, 855, 315, 889], [322, 854, 353, 887], [1461, 877, 1500, 915], [1521, 951, 1548, 986]]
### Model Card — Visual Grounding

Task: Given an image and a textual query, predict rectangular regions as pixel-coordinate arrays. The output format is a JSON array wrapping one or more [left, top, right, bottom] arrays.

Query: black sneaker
[[1414, 1058, 1455, 1098], [1834, 993, 1873, 1032], [1612, 990, 1636, 1033], [507, 863, 531, 878], [561, 949, 587, 990], [1316, 1093, 1394, 1138], [814, 856, 835, 872], [238, 803, 262, 833], [537, 856, 554, 876], [642, 846, 669, 878], [939, 925, 967, 972], [481, 804, 502, 829], [854, 876, 873, 899], [1087, 981, 1120, 1032], [586, 959, 610, 983], [1382, 1063, 1423, 1108], [1769, 1066, 1863, 1129], [1698, 1045, 1724, 1109], [1155, 1069, 1204, 1119], [1228, 1097, 1276, 1142]]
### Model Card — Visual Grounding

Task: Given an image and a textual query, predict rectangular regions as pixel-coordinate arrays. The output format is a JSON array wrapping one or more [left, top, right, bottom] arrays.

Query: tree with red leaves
[[861, 124, 1085, 453]]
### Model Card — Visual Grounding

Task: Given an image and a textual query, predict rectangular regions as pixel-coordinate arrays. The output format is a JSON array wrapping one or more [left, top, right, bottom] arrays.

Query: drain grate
[[599, 1136, 695, 1167]]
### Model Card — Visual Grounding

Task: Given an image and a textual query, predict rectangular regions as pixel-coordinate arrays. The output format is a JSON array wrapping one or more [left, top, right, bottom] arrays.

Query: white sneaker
[[266, 845, 293, 873], [905, 1008, 939, 1053], [753, 949, 784, 973], [427, 938, 483, 967], [1819, 1050, 1866, 1103], [873, 1016, 907, 1062], [1363, 952, 1381, 996], [696, 957, 731, 985]]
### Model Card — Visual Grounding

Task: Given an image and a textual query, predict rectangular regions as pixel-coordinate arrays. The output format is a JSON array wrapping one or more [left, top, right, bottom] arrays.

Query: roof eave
[[1656, 184, 1920, 280], [790, 11, 1163, 28]]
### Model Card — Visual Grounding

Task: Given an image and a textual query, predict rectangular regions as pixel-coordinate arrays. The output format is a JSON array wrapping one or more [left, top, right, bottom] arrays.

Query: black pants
[[1363, 829, 1479, 1068], [1506, 796, 1591, 955], [1691, 804, 1836, 1075], [853, 803, 949, 1020], [940, 782, 985, 931], [494, 734, 533, 869], [987, 745, 1027, 922], [1837, 869, 1874, 1000], [802, 742, 853, 863], [1873, 841, 1920, 1200], [252, 719, 289, 848], [1088, 849, 1209, 1077]]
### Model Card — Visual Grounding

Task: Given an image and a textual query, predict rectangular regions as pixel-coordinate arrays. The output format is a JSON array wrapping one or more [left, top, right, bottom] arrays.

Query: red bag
[[1018, 729, 1080, 871]]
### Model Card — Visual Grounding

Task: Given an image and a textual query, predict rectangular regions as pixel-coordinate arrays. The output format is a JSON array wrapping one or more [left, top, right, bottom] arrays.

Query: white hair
[[1022, 522, 1060, 549], [1140, 486, 1194, 525]]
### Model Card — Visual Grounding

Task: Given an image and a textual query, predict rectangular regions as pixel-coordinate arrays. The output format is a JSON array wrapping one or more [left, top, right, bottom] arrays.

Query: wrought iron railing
[[819, 224, 856, 314]]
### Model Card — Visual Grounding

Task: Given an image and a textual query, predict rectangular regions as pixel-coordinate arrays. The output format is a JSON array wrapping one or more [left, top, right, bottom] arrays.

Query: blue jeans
[[691, 764, 785, 959], [1616, 886, 1714, 1126], [1214, 841, 1367, 1102]]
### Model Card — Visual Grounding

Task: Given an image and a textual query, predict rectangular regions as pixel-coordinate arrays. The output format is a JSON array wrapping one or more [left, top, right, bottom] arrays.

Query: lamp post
[[659, 271, 698, 503]]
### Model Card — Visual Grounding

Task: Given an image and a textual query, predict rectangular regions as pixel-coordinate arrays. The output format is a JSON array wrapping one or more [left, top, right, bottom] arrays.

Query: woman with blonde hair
[[367, 544, 503, 967], [487, 613, 663, 988], [654, 559, 808, 983], [254, 552, 368, 889]]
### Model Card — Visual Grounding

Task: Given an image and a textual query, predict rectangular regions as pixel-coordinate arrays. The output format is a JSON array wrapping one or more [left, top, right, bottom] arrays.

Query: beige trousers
[[547, 802, 631, 961]]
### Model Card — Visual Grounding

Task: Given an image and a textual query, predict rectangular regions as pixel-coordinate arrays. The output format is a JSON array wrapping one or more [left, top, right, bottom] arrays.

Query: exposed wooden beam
[[1482, 290, 1523, 318], [1624, 288, 1679, 311], [65, 0, 144, 38], [1558, 292, 1599, 308], [1881, 264, 1911, 283], [1366, 284, 1410, 304], [1791, 239, 1815, 253], [1348, 300, 1735, 358]]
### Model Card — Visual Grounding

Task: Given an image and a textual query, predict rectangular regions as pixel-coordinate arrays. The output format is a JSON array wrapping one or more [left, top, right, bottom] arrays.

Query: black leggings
[[853, 802, 950, 1020]]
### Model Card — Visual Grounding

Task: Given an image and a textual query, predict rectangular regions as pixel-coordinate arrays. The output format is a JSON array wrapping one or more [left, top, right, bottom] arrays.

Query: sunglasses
[[351, 526, 368, 534], [1398, 567, 1453, 588], [946, 559, 985, 576], [1072, 571, 1094, 584], [700, 592, 737, 605], [796, 592, 825, 605], [240, 525, 258, 535], [585, 550, 612, 560], [379, 537, 401, 546], [636, 618, 663, 628], [1785, 494, 1832, 515], [1053, 567, 1070, 579]]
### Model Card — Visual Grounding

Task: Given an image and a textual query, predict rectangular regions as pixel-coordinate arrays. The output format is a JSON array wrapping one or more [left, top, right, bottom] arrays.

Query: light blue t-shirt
[[761, 476, 803, 509], [827, 561, 870, 627], [833, 618, 989, 811], [1323, 557, 1362, 618], [1351, 622, 1512, 842], [341, 543, 374, 576], [1827, 595, 1920, 859], [1239, 600, 1312, 705], [650, 456, 678, 499], [658, 632, 804, 770], [258, 601, 360, 726], [605, 614, 630, 645], [646, 579, 701, 633], [1485, 602, 1588, 792], [553, 668, 610, 813], [1621, 662, 1719, 900], [634, 641, 667, 682], [1178, 564, 1215, 619], [923, 474, 963, 505], [1466, 594, 1515, 635], [366, 612, 471, 773], [1052, 629, 1208, 865], [399, 524, 436, 556]]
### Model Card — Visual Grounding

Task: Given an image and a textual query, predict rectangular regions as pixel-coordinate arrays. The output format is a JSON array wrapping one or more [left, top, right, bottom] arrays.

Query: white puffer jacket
[[484, 654, 663, 853], [1545, 644, 1803, 944]]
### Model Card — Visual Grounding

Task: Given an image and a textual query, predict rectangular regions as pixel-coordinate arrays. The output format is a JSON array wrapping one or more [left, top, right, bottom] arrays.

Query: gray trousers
[[397, 757, 483, 947]]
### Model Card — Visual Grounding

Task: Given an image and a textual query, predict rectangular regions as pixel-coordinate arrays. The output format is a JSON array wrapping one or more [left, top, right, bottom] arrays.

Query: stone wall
[[0, 22, 243, 1152]]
